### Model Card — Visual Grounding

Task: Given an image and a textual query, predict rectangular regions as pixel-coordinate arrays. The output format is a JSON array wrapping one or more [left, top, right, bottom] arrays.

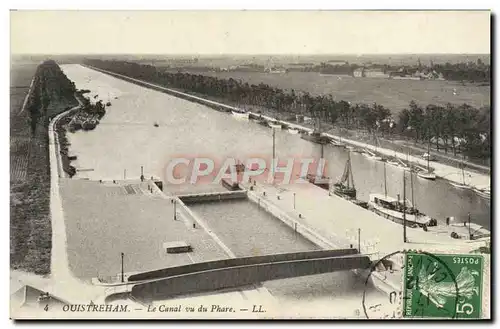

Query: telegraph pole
[[120, 252, 124, 283], [468, 213, 472, 240], [403, 171, 407, 243], [358, 228, 361, 253], [272, 128, 276, 182], [383, 162, 387, 197], [173, 199, 177, 220]]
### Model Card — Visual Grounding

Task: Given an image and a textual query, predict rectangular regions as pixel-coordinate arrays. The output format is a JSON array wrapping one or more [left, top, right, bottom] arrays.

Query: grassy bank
[[10, 60, 77, 275]]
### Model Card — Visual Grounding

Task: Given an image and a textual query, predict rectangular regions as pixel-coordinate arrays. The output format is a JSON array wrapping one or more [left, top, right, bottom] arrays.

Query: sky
[[10, 10, 491, 55]]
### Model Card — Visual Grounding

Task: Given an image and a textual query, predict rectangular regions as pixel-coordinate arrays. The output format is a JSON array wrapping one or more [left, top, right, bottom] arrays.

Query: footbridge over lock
[[103, 248, 371, 304]]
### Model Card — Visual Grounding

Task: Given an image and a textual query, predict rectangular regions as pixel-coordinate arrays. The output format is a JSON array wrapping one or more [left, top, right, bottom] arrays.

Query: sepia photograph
[[9, 9, 491, 320]]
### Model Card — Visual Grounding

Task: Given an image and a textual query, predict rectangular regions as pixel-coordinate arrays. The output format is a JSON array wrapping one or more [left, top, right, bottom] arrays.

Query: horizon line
[[11, 52, 491, 56]]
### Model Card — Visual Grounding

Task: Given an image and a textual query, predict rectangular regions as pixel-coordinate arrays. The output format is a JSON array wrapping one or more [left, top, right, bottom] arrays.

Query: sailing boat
[[333, 152, 356, 198], [232, 110, 250, 120], [301, 117, 330, 145], [231, 103, 250, 120], [368, 167, 437, 227], [417, 139, 436, 180], [306, 143, 330, 190], [474, 186, 491, 200], [450, 161, 472, 190], [363, 133, 382, 161], [330, 128, 346, 148]]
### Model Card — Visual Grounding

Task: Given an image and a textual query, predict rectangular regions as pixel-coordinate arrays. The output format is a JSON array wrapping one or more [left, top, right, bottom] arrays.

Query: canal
[[188, 198, 380, 313], [61, 64, 490, 230]]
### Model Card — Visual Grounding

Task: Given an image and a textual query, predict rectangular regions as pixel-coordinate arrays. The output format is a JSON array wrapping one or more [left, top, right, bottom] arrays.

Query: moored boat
[[300, 118, 330, 144], [306, 143, 330, 190], [256, 117, 269, 126], [82, 119, 97, 131], [417, 171, 436, 180], [268, 122, 282, 129], [330, 139, 346, 148], [301, 131, 330, 144], [350, 147, 364, 153], [386, 159, 400, 167], [232, 110, 250, 120], [333, 152, 356, 199], [474, 188, 490, 200], [362, 149, 382, 161], [306, 173, 330, 190], [67, 123, 76, 133], [421, 152, 437, 161], [368, 193, 437, 227], [417, 140, 436, 180], [450, 161, 472, 190], [450, 181, 473, 190], [71, 119, 82, 131]]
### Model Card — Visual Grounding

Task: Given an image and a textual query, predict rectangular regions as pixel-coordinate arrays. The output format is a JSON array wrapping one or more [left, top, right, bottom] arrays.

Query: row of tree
[[398, 101, 490, 159], [85, 59, 491, 160], [25, 60, 77, 135]]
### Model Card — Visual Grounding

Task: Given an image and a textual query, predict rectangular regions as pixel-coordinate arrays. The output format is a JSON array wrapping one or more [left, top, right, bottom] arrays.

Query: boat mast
[[272, 128, 276, 181], [383, 161, 387, 197], [427, 138, 431, 171], [272, 128, 276, 161], [461, 162, 466, 185], [406, 137, 410, 163], [403, 171, 407, 243], [410, 164, 415, 208], [348, 152, 355, 189]]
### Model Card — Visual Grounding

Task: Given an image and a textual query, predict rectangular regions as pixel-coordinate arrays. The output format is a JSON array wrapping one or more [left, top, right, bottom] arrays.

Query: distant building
[[364, 69, 388, 78], [353, 68, 365, 77], [265, 66, 287, 74], [353, 67, 389, 78], [389, 71, 406, 78], [327, 60, 348, 65]]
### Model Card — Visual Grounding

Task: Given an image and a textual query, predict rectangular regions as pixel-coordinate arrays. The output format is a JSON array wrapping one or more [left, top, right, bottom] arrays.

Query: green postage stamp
[[403, 251, 483, 319]]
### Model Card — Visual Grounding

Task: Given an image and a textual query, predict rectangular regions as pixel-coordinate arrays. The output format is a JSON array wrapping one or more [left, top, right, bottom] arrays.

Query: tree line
[[85, 59, 491, 161], [25, 60, 77, 135], [298, 60, 490, 83]]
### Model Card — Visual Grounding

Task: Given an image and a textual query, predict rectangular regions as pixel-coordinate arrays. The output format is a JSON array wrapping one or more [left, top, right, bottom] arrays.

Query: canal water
[[61, 64, 490, 230], [188, 199, 381, 313], [189, 199, 319, 256]]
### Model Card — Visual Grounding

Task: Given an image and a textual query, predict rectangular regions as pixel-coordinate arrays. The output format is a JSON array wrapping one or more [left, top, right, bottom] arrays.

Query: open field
[[171, 70, 490, 113], [10, 63, 37, 182], [10, 60, 77, 275], [131, 53, 491, 67]]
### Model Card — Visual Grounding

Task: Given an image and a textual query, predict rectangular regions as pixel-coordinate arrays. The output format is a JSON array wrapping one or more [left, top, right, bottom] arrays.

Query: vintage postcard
[[9, 10, 491, 320]]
